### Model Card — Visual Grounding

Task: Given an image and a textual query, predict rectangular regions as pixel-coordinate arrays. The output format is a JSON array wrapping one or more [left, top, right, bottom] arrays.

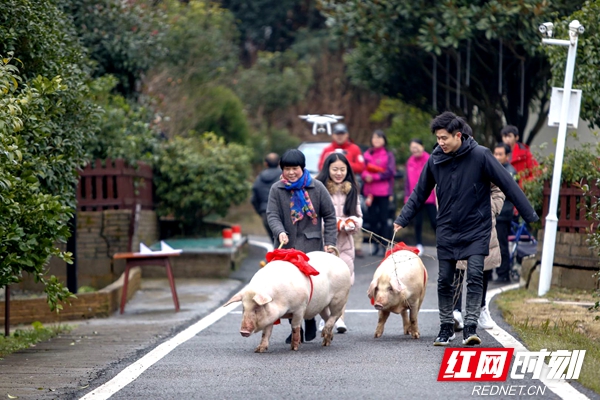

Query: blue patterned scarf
[[281, 169, 318, 225]]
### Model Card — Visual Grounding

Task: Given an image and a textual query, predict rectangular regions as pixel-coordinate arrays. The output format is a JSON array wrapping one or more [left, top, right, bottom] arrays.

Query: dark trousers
[[453, 269, 492, 311], [414, 203, 437, 245], [438, 255, 484, 327], [366, 196, 390, 242], [495, 220, 511, 279], [260, 211, 274, 242]]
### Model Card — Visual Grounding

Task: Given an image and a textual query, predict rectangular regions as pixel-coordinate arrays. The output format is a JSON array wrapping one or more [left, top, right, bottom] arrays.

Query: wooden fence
[[542, 180, 600, 233], [77, 159, 153, 211]]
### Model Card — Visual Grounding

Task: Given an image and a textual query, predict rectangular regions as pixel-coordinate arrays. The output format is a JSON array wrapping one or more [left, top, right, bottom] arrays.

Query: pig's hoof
[[374, 329, 383, 338], [322, 338, 331, 346], [291, 344, 299, 351], [411, 332, 420, 339], [254, 345, 268, 353]]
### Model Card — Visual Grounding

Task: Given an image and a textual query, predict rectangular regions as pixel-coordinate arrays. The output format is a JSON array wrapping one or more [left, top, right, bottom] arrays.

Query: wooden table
[[113, 251, 181, 314]]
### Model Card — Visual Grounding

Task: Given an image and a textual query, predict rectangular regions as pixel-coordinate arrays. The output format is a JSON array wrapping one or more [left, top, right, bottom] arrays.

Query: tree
[[61, 0, 168, 97], [154, 133, 252, 229], [145, 0, 248, 142], [320, 0, 583, 146], [220, 0, 325, 56], [544, 0, 600, 129], [0, 0, 100, 309], [234, 50, 313, 139], [0, 59, 76, 310], [87, 75, 163, 166]]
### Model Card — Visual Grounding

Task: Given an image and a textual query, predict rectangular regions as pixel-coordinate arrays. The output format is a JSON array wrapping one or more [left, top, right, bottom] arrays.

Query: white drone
[[299, 114, 344, 135]]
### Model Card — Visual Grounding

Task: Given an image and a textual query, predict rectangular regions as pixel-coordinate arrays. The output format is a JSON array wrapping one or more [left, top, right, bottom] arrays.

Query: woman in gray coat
[[266, 149, 337, 342]]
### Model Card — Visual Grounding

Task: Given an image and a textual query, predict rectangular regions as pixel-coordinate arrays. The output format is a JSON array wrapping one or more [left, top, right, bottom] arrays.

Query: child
[[266, 149, 337, 342], [316, 153, 362, 333]]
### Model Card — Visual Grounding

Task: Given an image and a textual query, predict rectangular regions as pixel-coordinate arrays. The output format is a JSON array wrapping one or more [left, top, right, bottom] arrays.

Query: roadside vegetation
[[496, 288, 600, 394], [0, 322, 71, 359]]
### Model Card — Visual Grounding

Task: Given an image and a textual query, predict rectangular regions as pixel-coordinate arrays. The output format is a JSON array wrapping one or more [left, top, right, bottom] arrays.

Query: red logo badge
[[438, 348, 515, 381]]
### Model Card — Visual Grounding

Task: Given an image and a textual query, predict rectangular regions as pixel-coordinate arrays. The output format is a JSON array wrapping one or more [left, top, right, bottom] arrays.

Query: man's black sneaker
[[462, 324, 482, 346], [433, 323, 456, 346]]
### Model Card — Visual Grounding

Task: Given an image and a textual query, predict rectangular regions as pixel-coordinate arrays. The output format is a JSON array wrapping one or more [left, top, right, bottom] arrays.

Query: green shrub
[[523, 135, 600, 216], [370, 98, 435, 165], [154, 133, 252, 229], [87, 75, 163, 166]]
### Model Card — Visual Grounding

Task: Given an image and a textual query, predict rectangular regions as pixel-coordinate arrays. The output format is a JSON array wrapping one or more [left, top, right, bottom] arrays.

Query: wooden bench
[[113, 251, 181, 314]]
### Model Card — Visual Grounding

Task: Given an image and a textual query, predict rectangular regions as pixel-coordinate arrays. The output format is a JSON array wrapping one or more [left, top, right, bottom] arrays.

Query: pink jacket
[[405, 152, 436, 204], [327, 182, 362, 285], [361, 147, 396, 197]]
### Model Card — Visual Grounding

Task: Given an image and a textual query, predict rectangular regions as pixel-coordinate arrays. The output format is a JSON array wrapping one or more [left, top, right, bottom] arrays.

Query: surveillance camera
[[569, 20, 584, 35], [539, 22, 553, 37]]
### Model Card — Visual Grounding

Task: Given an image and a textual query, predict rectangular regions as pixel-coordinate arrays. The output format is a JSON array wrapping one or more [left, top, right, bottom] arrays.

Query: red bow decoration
[[383, 242, 420, 258], [366, 163, 386, 173], [265, 249, 320, 277]]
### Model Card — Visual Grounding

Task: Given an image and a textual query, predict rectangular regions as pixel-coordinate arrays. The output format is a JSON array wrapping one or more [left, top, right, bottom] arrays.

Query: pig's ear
[[367, 278, 378, 299], [390, 278, 406, 293], [223, 292, 243, 307], [253, 293, 273, 306]]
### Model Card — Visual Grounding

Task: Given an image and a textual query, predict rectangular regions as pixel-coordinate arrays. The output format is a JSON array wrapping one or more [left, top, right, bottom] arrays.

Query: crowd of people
[[250, 113, 539, 346]]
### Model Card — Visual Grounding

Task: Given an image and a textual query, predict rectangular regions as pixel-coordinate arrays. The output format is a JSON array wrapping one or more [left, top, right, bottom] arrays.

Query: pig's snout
[[374, 302, 384, 310], [240, 330, 252, 337]]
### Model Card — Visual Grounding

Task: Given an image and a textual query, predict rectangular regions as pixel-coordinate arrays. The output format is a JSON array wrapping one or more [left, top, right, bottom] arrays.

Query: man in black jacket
[[393, 112, 538, 347], [493, 143, 518, 282], [251, 153, 281, 241]]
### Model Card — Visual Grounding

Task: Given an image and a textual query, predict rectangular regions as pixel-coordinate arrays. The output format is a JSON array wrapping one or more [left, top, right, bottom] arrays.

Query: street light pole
[[538, 20, 584, 296]]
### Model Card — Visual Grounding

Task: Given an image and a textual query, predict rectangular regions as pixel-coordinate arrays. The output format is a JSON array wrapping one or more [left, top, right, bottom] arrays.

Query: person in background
[[452, 185, 505, 332], [501, 125, 539, 186], [405, 139, 437, 255], [318, 122, 366, 257], [493, 142, 518, 282], [316, 152, 362, 333], [394, 111, 538, 347], [266, 149, 337, 344], [361, 130, 396, 256], [251, 153, 281, 241]]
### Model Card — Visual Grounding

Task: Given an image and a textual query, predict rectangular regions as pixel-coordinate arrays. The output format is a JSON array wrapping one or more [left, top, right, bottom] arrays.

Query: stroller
[[508, 217, 537, 281]]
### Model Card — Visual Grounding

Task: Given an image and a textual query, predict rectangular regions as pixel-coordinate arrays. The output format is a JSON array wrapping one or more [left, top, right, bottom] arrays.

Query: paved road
[[77, 242, 597, 400]]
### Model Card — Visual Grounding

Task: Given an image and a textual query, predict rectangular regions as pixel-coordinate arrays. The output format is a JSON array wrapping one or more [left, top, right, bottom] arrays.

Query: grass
[[0, 321, 72, 358], [496, 288, 600, 394]]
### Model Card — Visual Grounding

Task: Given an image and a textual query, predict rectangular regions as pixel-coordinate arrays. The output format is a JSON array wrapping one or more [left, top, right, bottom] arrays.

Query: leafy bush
[[246, 126, 301, 165], [87, 75, 163, 166], [189, 86, 250, 145], [370, 98, 435, 165], [523, 135, 600, 215], [154, 133, 252, 229], [0, 58, 76, 310]]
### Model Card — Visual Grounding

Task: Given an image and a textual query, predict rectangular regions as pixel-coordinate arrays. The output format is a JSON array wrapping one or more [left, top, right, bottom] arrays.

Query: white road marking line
[[487, 284, 589, 400], [248, 239, 273, 252], [79, 302, 241, 400]]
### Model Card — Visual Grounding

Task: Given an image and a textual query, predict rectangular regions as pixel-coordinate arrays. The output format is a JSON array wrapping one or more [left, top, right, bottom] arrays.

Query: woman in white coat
[[316, 152, 362, 333]]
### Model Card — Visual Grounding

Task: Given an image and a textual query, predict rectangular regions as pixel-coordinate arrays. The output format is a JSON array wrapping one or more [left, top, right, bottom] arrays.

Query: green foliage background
[[154, 133, 252, 228]]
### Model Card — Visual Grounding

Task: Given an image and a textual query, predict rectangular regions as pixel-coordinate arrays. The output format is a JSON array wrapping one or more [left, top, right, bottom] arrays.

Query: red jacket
[[318, 141, 365, 174], [510, 142, 539, 185]]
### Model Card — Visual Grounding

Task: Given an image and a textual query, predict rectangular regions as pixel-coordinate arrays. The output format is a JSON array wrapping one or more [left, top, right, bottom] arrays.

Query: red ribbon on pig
[[265, 249, 320, 276], [384, 241, 420, 258], [370, 242, 420, 305]]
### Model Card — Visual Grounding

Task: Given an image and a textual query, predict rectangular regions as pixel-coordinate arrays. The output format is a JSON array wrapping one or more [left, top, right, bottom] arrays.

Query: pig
[[224, 250, 351, 352], [367, 250, 428, 339]]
